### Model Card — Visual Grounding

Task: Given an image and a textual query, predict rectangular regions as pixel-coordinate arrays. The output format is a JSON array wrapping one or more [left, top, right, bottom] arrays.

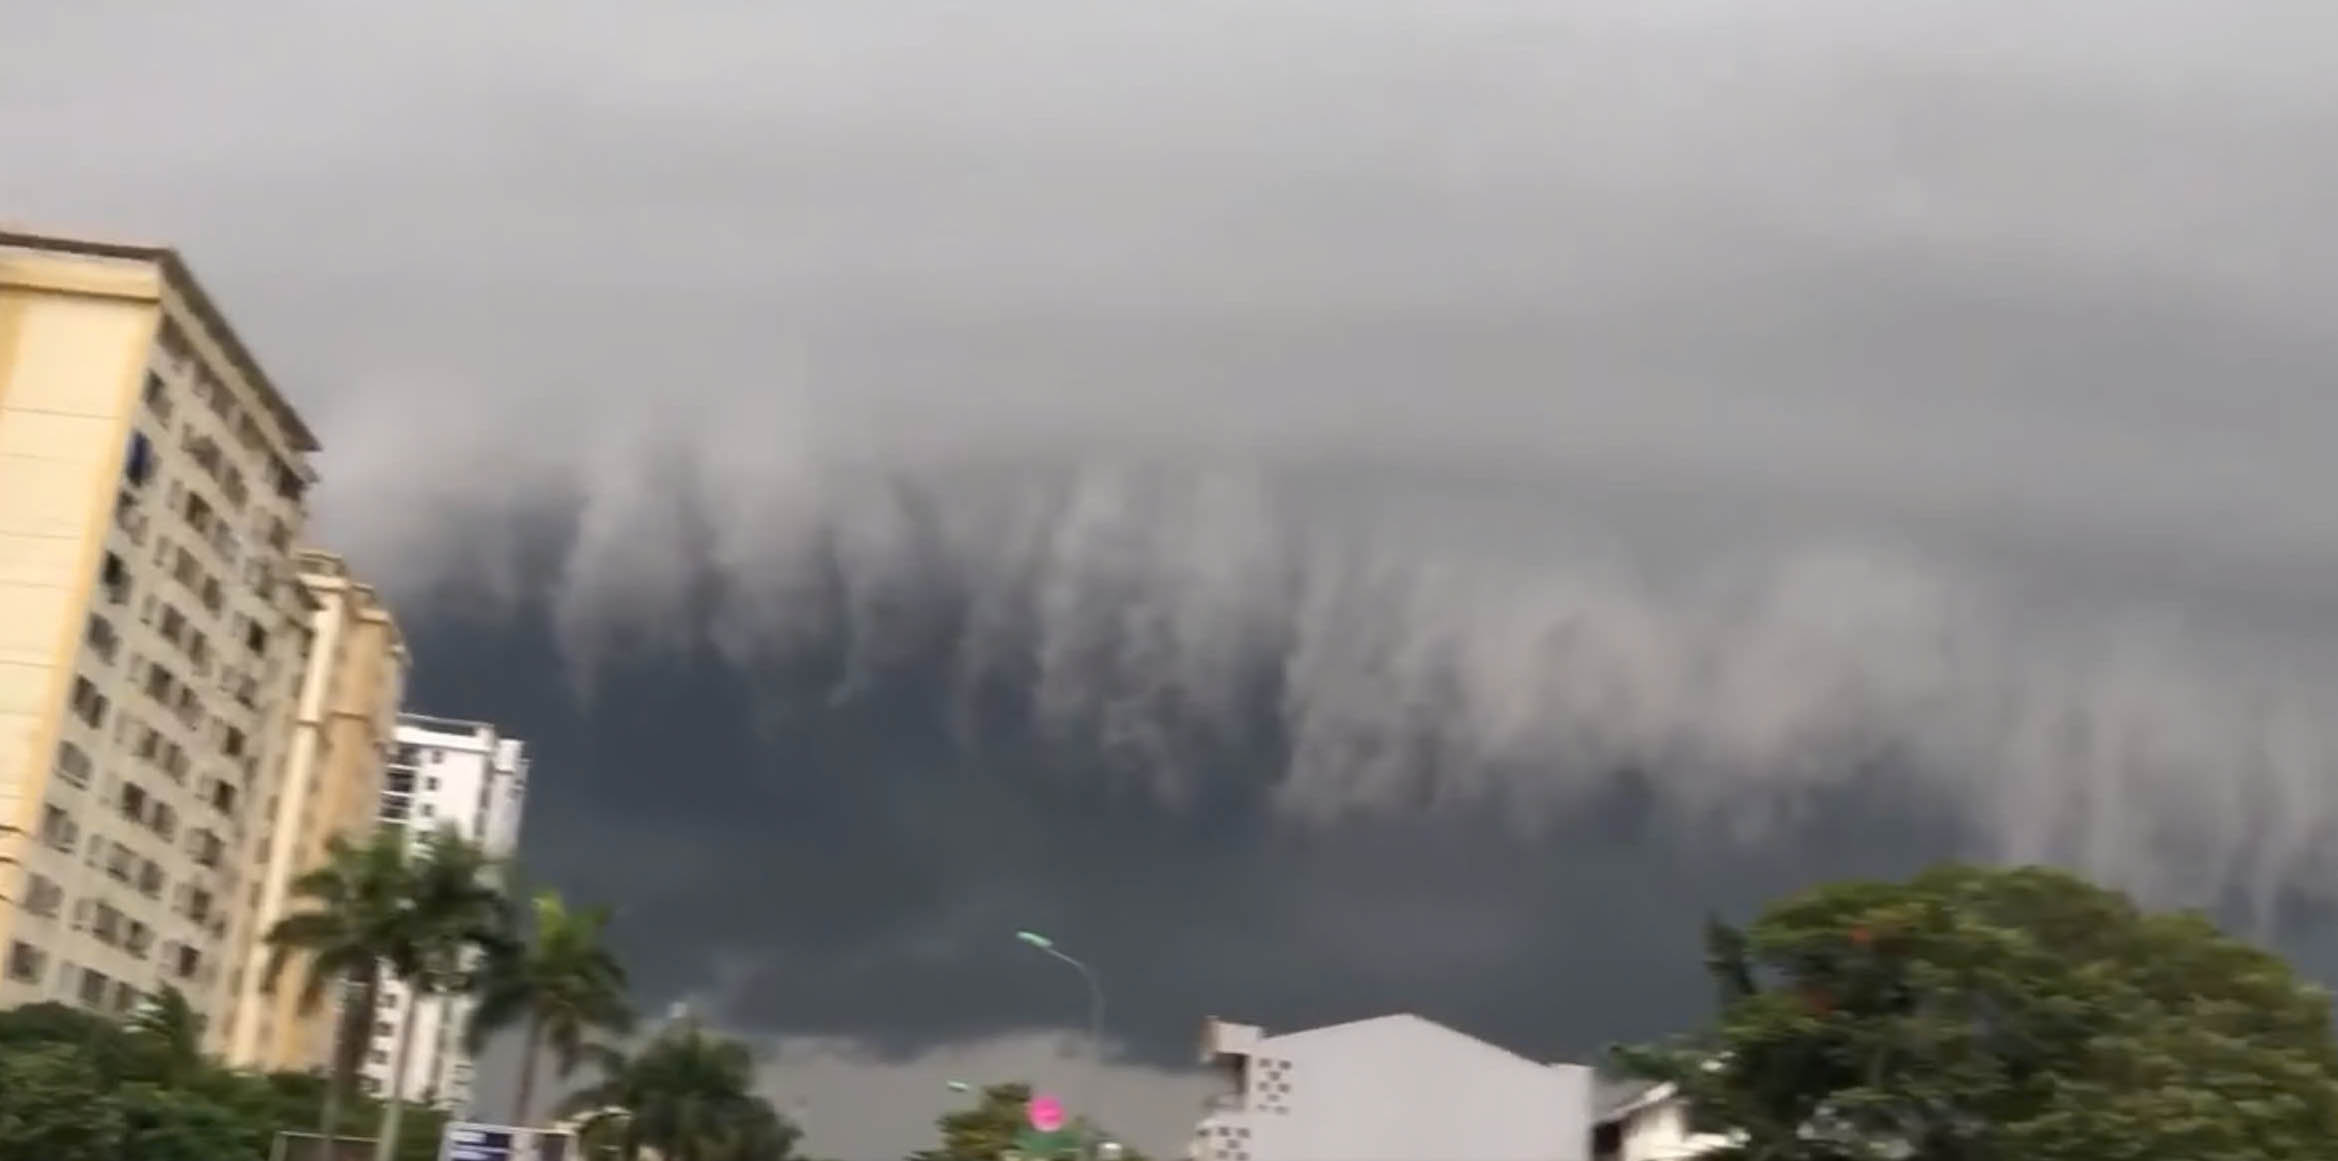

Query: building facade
[[360, 714, 531, 1110], [0, 229, 320, 1051], [1190, 1014, 1594, 1161], [220, 549, 409, 1071]]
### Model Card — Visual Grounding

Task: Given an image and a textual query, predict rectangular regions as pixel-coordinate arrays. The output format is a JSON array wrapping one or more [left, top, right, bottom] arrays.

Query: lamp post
[[1015, 930, 1104, 1161]]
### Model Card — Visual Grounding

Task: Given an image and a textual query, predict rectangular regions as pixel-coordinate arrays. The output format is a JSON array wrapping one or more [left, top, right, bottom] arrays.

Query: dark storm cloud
[[13, 1, 2338, 1155], [401, 536, 1971, 1070]]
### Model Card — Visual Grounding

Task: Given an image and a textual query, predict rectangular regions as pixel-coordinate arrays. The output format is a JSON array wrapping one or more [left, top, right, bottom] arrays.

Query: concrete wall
[[223, 552, 408, 1072], [0, 250, 160, 1009], [1194, 1014, 1592, 1161]]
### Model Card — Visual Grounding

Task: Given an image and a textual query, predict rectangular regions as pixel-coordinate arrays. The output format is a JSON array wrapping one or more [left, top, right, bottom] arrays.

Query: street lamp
[[1015, 930, 1105, 1161]]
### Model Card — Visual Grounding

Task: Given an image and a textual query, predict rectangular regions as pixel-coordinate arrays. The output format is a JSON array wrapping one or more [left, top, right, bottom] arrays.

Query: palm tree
[[469, 889, 635, 1126], [560, 1014, 801, 1161], [373, 824, 510, 1161], [125, 985, 203, 1084], [263, 829, 414, 1142]]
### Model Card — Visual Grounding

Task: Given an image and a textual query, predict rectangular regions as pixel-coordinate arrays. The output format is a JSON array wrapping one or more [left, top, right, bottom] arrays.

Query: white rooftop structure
[[1190, 1013, 1594, 1161]]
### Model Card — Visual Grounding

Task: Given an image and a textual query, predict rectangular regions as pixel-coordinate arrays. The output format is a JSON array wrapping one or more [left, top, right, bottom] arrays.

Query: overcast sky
[[11, 1, 2338, 1157]]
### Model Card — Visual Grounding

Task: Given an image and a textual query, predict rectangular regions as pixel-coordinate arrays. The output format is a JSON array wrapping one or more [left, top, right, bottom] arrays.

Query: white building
[[1190, 1014, 1594, 1161], [359, 714, 531, 1111], [1592, 1081, 1728, 1161]]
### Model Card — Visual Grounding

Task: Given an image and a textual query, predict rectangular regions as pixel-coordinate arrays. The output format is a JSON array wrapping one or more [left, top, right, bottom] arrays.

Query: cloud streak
[[367, 439, 2338, 919]]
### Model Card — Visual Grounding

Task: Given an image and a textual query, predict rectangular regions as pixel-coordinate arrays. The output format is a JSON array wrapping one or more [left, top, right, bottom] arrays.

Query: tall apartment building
[[220, 549, 409, 1072], [0, 229, 320, 1051], [361, 714, 530, 1110]]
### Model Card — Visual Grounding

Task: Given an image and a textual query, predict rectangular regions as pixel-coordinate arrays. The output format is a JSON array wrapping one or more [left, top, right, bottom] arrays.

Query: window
[[92, 904, 123, 945], [186, 888, 213, 923], [77, 967, 110, 1007], [374, 1021, 393, 1037], [54, 741, 92, 788], [138, 860, 164, 898], [22, 874, 64, 918], [223, 726, 246, 758], [124, 431, 156, 488], [191, 829, 225, 869], [7, 942, 47, 984], [107, 845, 136, 884], [210, 781, 236, 814], [369, 1049, 390, 1065], [112, 981, 140, 1013], [125, 922, 153, 958], [119, 782, 149, 823], [245, 623, 268, 654], [143, 371, 172, 417], [99, 552, 131, 604], [85, 615, 120, 664], [184, 491, 214, 537], [68, 678, 108, 729], [39, 806, 78, 852], [174, 945, 201, 979], [151, 801, 177, 840]]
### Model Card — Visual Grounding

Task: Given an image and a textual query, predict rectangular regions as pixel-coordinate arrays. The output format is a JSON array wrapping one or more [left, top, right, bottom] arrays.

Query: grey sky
[[10, 1, 2338, 1157]]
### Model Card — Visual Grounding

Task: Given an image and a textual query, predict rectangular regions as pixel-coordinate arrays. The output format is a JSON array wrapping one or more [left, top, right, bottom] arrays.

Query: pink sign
[[1028, 1094, 1066, 1133]]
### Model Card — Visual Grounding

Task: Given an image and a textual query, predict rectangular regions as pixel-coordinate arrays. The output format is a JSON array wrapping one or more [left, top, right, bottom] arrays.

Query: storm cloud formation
[[11, 0, 2338, 1155]]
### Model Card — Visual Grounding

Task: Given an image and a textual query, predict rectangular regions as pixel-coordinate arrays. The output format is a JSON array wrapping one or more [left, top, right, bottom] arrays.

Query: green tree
[[907, 1082, 1148, 1161], [119, 1080, 255, 1161], [263, 829, 417, 1140], [1617, 863, 2338, 1161], [469, 889, 635, 1126], [560, 1014, 802, 1161], [126, 986, 205, 1085], [0, 1042, 126, 1161], [0, 996, 455, 1161], [375, 825, 510, 1161], [909, 1083, 1031, 1161]]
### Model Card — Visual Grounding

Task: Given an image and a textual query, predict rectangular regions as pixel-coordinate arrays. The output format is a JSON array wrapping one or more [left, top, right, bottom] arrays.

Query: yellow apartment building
[[0, 228, 322, 1052], [221, 548, 409, 1072]]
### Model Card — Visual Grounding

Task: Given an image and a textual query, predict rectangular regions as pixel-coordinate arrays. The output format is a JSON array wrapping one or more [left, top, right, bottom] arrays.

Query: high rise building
[[220, 549, 409, 1072], [0, 229, 321, 1049], [361, 714, 531, 1110]]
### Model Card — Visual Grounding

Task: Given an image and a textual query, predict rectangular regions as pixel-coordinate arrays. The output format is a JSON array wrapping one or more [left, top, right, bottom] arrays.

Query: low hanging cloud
[[328, 409, 2338, 923]]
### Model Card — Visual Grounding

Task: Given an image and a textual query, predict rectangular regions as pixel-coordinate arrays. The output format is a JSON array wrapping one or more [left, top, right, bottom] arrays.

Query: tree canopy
[[906, 1082, 1149, 1161], [0, 1002, 447, 1161], [563, 1014, 804, 1161], [469, 888, 635, 1126], [1617, 863, 2338, 1161]]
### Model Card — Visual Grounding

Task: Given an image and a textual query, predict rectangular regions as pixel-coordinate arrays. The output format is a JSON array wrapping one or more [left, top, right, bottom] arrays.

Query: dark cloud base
[[399, 536, 2018, 1071]]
